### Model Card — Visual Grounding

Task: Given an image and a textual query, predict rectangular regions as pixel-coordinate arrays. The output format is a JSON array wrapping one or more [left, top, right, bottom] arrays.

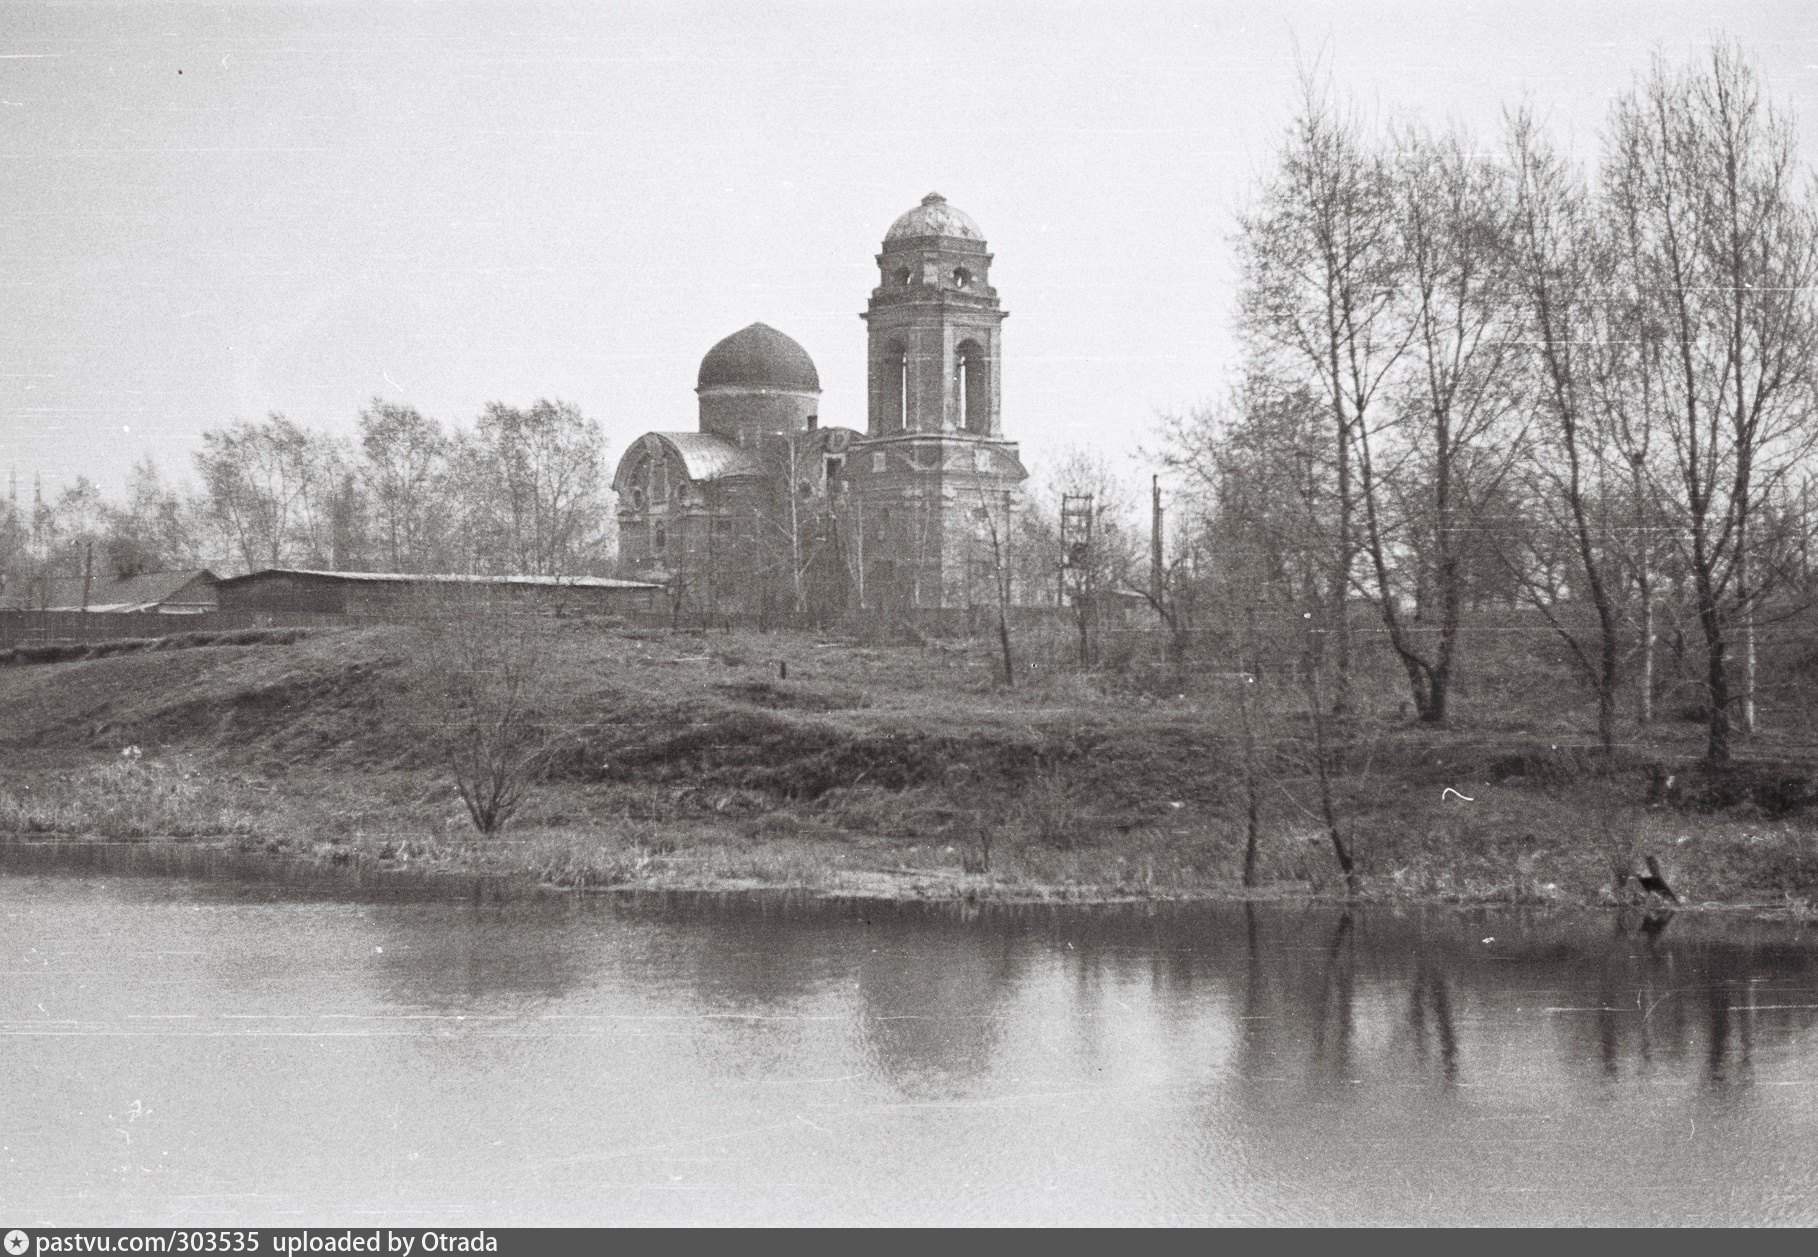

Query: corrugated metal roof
[[217, 569, 661, 590]]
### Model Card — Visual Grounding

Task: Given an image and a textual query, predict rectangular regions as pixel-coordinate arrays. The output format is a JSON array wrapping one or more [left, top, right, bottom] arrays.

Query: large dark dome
[[696, 322, 820, 392]]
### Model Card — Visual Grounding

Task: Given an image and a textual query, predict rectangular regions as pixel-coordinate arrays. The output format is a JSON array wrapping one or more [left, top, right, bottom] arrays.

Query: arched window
[[955, 340, 989, 434], [952, 266, 971, 289], [894, 267, 912, 287], [648, 451, 670, 505], [882, 342, 908, 432]]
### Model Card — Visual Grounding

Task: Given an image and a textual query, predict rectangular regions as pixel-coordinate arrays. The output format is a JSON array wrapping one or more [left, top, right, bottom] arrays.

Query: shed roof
[[216, 569, 661, 590], [0, 569, 217, 612]]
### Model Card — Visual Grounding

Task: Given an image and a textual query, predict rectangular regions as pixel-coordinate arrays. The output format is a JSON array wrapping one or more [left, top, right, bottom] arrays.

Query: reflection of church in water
[[613, 193, 1028, 617]]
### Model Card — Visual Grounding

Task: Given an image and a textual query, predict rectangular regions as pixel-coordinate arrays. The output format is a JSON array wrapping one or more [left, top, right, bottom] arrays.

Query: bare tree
[[1157, 385, 1330, 619], [471, 400, 611, 577], [1500, 109, 1635, 753], [1238, 68, 1412, 713], [358, 400, 448, 573], [1302, 646, 1360, 898], [963, 475, 1019, 687], [194, 414, 346, 571], [406, 583, 559, 835], [1605, 43, 1818, 763], [1352, 125, 1520, 724]]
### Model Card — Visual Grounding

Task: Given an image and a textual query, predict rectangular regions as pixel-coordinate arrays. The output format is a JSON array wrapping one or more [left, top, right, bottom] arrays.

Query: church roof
[[659, 432, 766, 480], [613, 432, 766, 494], [885, 192, 984, 244], [696, 323, 820, 392]]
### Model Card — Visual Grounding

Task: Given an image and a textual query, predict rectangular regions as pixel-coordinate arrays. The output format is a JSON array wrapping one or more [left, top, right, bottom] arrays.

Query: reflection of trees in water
[[854, 929, 1023, 1097], [1575, 911, 1805, 1093], [1408, 958, 1459, 1084], [353, 893, 1818, 1110], [1233, 910, 1455, 1089], [361, 901, 599, 1009], [1309, 913, 1356, 1082], [1196, 906, 1818, 1224], [1206, 905, 1818, 1101], [1705, 973, 1756, 1091], [609, 893, 1033, 1097]]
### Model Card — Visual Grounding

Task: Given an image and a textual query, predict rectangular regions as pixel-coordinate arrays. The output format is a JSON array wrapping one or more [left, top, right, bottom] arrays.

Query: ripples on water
[[3, 847, 1817, 1225]]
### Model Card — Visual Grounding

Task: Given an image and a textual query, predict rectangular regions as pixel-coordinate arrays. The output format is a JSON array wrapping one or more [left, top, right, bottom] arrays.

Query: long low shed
[[215, 569, 664, 617]]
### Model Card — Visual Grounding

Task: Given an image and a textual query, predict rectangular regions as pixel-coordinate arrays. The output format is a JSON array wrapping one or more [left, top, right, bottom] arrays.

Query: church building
[[613, 192, 1028, 619]]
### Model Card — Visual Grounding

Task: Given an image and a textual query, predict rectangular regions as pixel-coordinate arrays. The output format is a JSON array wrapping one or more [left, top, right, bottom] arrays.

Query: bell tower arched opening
[[879, 342, 908, 433], [955, 339, 990, 434]]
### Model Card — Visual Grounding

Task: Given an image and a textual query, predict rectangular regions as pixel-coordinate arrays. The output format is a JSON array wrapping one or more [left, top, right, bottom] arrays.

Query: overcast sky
[[6, 0, 1818, 499]]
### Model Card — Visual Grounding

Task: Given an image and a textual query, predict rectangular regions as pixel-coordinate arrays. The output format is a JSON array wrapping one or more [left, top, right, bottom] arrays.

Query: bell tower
[[863, 193, 1007, 437], [852, 192, 1027, 611]]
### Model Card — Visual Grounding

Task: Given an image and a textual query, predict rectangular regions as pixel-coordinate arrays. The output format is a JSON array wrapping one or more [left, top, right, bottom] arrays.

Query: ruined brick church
[[613, 193, 1028, 619]]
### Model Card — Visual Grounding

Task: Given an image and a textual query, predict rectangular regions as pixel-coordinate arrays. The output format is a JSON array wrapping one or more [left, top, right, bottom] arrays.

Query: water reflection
[[1408, 957, 1459, 1084], [6, 861, 1818, 1225]]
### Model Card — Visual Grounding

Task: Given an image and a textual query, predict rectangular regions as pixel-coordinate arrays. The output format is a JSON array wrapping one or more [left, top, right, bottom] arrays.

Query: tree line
[[0, 398, 614, 591], [1142, 41, 1818, 767]]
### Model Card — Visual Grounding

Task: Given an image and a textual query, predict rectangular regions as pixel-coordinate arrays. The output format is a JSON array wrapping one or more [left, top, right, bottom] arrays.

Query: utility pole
[[853, 493, 865, 612], [1151, 474, 1165, 614], [81, 540, 94, 611], [1060, 492, 1095, 667]]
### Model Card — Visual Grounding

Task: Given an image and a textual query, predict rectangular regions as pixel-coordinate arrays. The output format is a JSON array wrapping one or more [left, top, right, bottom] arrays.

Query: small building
[[214, 569, 662, 618], [0, 569, 218, 613]]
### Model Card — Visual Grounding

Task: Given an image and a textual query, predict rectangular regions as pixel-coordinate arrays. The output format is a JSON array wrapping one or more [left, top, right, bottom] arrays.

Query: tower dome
[[696, 322, 820, 393], [884, 192, 983, 244]]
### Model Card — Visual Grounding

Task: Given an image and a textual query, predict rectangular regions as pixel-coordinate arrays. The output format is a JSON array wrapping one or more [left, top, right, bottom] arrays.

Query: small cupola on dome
[[885, 192, 984, 244], [696, 322, 821, 393]]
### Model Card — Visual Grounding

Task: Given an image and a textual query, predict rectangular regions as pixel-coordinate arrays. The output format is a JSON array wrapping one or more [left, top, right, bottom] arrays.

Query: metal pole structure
[[1151, 474, 1164, 612], [1060, 492, 1096, 665]]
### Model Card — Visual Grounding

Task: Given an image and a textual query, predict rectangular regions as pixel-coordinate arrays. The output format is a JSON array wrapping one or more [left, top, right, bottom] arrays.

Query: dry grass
[[2, 616, 1817, 909], [0, 752, 266, 839]]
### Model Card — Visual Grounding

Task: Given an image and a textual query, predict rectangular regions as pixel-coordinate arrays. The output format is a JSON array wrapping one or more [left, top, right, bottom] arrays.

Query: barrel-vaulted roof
[[611, 431, 765, 497]]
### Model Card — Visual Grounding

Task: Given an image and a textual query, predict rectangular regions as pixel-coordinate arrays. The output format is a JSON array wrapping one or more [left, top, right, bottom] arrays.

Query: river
[[3, 860, 1817, 1225]]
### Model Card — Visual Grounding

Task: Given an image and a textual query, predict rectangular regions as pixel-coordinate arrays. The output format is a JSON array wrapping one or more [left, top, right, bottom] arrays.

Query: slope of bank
[[1, 623, 1814, 910]]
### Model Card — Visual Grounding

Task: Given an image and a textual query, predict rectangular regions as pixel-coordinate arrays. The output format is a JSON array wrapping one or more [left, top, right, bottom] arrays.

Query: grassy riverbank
[[1, 621, 1815, 910]]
